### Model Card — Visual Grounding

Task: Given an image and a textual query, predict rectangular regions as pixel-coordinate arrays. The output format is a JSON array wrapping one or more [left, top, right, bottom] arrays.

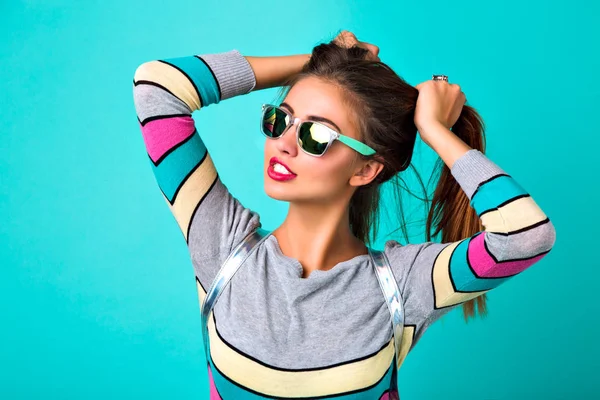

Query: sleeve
[[384, 149, 556, 357], [132, 49, 262, 290]]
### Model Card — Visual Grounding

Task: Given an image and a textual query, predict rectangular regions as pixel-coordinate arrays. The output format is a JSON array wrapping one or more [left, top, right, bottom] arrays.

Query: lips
[[269, 157, 296, 175], [267, 157, 297, 182]]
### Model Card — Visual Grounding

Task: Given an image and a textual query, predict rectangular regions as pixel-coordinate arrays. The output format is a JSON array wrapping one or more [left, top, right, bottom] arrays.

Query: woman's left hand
[[332, 30, 380, 62], [414, 79, 467, 140]]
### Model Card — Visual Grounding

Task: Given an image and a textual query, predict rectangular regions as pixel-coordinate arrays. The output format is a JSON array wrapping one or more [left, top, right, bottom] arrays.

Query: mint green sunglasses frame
[[260, 104, 377, 157]]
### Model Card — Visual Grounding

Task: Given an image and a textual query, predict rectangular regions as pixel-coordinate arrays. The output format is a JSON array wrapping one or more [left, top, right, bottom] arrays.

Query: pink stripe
[[140, 116, 195, 162], [207, 364, 222, 400], [379, 392, 390, 400], [468, 233, 548, 278]]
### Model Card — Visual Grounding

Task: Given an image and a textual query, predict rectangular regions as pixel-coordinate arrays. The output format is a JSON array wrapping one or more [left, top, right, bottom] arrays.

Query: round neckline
[[266, 234, 372, 280]]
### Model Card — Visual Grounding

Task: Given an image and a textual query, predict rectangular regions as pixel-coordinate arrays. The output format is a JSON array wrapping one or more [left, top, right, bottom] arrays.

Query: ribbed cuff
[[196, 49, 256, 100], [450, 149, 507, 199]]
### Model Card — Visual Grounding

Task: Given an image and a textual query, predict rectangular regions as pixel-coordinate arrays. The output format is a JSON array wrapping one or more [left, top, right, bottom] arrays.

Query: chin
[[264, 181, 294, 202]]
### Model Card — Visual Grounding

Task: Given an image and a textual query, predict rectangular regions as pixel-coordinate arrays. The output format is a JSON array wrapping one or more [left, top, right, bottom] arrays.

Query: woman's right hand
[[332, 30, 380, 62]]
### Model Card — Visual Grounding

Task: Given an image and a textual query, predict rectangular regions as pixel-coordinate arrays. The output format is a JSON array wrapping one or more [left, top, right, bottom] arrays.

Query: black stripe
[[195, 55, 222, 101], [148, 150, 208, 206], [471, 173, 510, 199], [157, 59, 202, 108], [152, 130, 201, 166], [477, 217, 551, 237], [473, 233, 552, 279], [168, 151, 210, 206], [468, 231, 507, 270], [140, 113, 191, 127], [482, 232, 500, 264], [430, 242, 454, 310], [134, 79, 190, 109], [470, 230, 551, 273], [509, 217, 551, 235], [203, 361, 390, 400], [133, 79, 176, 98], [195, 275, 208, 296], [209, 309, 400, 399], [212, 307, 398, 373], [478, 194, 531, 217], [447, 240, 462, 293], [432, 221, 553, 308], [431, 238, 498, 311]]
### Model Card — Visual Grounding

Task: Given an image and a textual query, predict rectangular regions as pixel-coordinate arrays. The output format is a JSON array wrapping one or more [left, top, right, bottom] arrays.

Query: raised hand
[[332, 30, 380, 62]]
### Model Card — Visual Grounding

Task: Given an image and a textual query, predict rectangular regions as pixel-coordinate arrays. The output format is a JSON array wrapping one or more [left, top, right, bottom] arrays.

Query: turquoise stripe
[[162, 55, 220, 107], [449, 235, 511, 292], [207, 350, 395, 399], [151, 132, 207, 202], [471, 175, 528, 215]]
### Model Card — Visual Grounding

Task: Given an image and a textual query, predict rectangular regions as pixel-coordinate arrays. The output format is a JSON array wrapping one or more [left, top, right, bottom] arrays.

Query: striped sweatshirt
[[132, 49, 557, 399]]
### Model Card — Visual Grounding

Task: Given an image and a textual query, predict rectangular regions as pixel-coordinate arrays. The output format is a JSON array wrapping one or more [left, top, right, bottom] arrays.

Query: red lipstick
[[268, 157, 297, 181]]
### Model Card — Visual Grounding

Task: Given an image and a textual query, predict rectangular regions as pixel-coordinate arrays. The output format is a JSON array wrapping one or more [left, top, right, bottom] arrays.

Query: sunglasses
[[260, 104, 377, 157]]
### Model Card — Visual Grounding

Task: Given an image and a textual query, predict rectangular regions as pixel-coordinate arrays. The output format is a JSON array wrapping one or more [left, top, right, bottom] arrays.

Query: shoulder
[[382, 239, 453, 293]]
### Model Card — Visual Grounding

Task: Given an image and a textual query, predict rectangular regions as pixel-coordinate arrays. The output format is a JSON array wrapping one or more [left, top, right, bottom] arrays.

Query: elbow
[[132, 61, 157, 119], [523, 218, 557, 257], [133, 61, 153, 84], [541, 218, 557, 252], [500, 218, 556, 261]]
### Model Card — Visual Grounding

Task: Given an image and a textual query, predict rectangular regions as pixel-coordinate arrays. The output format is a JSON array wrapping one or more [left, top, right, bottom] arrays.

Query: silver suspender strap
[[369, 248, 405, 373], [200, 227, 270, 361]]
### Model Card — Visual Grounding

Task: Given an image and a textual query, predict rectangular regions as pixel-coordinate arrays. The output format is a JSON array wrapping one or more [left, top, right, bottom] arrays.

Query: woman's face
[[263, 76, 376, 204]]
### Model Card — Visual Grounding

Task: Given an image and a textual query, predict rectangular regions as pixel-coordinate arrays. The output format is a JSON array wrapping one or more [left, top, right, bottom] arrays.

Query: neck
[[273, 199, 368, 277]]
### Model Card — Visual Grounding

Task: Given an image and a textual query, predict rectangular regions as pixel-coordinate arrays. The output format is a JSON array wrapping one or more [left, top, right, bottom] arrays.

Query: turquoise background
[[1, 0, 597, 398]]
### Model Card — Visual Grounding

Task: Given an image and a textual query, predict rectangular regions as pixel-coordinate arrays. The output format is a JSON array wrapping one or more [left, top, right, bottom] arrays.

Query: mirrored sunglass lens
[[262, 106, 290, 137], [298, 122, 330, 155]]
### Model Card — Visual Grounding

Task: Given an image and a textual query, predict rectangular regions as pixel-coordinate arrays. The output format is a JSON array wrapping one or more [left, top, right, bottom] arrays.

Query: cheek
[[304, 153, 354, 190], [263, 139, 353, 188]]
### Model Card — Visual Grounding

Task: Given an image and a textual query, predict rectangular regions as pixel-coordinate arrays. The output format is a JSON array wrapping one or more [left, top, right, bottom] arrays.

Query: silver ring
[[432, 74, 448, 82]]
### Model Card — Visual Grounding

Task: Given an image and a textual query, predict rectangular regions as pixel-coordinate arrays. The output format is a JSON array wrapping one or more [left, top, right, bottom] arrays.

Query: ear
[[349, 158, 385, 187]]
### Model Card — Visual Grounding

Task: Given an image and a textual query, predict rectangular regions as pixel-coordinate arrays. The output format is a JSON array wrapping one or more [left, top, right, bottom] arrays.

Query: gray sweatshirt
[[132, 49, 556, 399]]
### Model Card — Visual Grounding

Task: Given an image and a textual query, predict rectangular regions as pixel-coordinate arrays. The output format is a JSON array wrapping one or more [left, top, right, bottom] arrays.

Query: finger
[[360, 42, 378, 53], [367, 44, 380, 56], [342, 31, 355, 42]]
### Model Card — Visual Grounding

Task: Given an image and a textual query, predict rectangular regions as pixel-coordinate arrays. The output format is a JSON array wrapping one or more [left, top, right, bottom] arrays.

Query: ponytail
[[425, 106, 488, 321]]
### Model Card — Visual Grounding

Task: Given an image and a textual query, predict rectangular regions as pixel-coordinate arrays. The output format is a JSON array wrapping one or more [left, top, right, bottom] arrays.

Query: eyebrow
[[279, 102, 343, 133]]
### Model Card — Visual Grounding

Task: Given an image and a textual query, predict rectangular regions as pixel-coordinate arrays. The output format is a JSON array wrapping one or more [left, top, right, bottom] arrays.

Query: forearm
[[418, 122, 473, 170], [244, 54, 311, 91]]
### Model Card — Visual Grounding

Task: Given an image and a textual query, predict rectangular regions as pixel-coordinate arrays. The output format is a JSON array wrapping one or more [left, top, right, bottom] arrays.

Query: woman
[[132, 30, 556, 399]]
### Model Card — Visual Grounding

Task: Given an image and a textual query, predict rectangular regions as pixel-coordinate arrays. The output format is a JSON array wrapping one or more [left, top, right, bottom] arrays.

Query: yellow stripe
[[481, 196, 548, 232], [163, 154, 218, 241], [206, 309, 394, 397], [432, 241, 488, 308], [396, 325, 415, 370], [134, 60, 201, 110], [431, 196, 548, 308], [196, 278, 208, 304]]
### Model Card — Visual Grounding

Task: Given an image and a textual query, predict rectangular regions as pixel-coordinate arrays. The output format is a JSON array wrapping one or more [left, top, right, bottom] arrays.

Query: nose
[[275, 118, 299, 156]]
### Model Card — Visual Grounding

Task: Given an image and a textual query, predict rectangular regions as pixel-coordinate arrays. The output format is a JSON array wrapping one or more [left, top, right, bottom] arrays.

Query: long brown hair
[[274, 39, 488, 322]]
